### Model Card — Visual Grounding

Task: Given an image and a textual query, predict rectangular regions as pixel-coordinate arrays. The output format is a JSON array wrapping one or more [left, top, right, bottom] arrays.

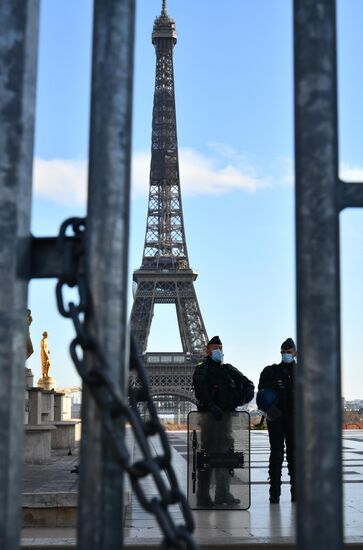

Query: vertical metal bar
[[0, 2, 39, 549], [294, 1, 343, 549], [78, 0, 135, 548]]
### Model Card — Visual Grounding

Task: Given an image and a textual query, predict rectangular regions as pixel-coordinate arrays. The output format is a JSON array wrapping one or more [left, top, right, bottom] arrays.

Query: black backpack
[[238, 374, 255, 405]]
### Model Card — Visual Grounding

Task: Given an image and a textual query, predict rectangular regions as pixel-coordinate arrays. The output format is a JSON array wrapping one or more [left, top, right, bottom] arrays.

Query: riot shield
[[187, 411, 250, 510]]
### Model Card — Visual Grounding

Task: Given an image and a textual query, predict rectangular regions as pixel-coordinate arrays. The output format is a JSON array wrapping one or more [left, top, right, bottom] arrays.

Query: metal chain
[[55, 217, 198, 550]]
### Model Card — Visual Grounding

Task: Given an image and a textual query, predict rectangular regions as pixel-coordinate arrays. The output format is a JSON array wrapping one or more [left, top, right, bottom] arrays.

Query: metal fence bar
[[0, 2, 39, 549], [30, 237, 69, 278], [294, 1, 343, 548], [338, 180, 363, 209], [77, 0, 135, 547]]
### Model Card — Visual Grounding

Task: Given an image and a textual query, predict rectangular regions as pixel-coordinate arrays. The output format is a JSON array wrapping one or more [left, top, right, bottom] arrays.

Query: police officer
[[258, 338, 296, 503], [193, 336, 254, 506]]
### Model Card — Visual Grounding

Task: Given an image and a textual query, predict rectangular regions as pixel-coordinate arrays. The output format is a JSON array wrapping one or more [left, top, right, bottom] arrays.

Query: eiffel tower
[[131, 1, 208, 404]]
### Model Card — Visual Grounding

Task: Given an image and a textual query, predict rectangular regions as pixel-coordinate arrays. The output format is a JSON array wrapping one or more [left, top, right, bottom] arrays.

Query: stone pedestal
[[51, 421, 80, 452], [54, 392, 71, 421], [40, 390, 55, 424], [28, 388, 43, 425], [25, 367, 34, 388], [38, 376, 56, 391], [24, 425, 56, 464], [24, 390, 29, 424]]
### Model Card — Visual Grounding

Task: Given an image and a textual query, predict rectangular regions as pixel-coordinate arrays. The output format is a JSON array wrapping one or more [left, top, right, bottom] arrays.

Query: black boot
[[215, 467, 240, 506], [215, 492, 240, 506], [269, 479, 281, 503], [197, 468, 213, 506], [269, 451, 283, 504], [197, 493, 213, 506]]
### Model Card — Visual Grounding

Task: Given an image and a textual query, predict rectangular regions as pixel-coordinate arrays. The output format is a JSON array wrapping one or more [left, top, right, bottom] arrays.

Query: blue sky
[[28, 0, 363, 400]]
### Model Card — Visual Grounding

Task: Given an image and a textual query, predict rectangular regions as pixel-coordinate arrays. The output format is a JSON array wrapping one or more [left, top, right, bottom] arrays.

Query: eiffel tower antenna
[[131, 5, 208, 400]]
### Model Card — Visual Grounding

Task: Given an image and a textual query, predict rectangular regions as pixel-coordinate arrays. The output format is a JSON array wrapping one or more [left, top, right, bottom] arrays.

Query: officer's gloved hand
[[210, 404, 223, 421]]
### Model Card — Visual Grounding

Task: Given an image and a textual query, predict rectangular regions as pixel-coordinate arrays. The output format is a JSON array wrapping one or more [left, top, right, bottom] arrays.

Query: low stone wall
[[22, 492, 77, 528]]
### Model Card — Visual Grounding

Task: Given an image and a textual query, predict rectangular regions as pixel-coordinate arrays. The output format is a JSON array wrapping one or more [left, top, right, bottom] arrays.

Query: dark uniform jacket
[[258, 361, 295, 415], [193, 356, 255, 412]]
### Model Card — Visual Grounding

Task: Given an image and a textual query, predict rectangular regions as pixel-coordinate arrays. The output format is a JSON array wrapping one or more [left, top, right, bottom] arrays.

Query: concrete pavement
[[21, 429, 363, 548]]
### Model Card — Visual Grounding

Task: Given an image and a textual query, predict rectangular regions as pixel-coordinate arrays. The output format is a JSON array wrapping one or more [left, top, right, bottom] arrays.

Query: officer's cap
[[281, 337, 296, 351], [207, 335, 222, 346]]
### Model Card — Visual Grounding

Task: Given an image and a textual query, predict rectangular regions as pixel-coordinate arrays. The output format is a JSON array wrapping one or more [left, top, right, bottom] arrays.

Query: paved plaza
[[21, 429, 363, 548]]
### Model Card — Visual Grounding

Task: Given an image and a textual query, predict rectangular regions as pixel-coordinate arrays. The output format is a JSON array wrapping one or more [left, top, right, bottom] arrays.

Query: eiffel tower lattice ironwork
[[131, 1, 208, 402]]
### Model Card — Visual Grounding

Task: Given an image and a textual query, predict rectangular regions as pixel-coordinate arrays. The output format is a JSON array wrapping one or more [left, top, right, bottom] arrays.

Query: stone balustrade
[[24, 380, 81, 463]]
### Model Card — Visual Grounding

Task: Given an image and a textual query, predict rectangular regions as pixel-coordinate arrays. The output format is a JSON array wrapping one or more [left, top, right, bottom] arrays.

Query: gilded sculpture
[[40, 331, 51, 379], [27, 309, 34, 359]]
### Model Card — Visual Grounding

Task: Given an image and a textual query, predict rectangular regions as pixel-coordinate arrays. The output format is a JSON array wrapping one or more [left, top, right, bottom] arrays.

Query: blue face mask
[[211, 349, 224, 363], [281, 353, 294, 364]]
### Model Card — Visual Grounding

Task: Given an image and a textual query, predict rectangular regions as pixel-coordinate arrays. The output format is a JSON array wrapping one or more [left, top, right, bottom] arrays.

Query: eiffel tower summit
[[131, 1, 208, 410]]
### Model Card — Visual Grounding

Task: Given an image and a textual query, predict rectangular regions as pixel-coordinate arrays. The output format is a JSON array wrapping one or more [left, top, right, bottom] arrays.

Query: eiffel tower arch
[[131, 1, 208, 410]]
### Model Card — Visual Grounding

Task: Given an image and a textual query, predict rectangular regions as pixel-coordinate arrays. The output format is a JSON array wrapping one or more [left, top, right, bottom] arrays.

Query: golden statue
[[27, 309, 34, 359], [40, 331, 51, 379]]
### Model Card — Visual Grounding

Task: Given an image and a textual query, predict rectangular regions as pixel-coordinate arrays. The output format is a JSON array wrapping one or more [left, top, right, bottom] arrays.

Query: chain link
[[55, 217, 198, 550]]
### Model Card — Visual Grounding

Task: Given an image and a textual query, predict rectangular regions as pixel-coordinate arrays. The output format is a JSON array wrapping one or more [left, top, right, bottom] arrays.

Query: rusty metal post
[[0, 1, 39, 549], [294, 1, 343, 548], [77, 0, 135, 547]]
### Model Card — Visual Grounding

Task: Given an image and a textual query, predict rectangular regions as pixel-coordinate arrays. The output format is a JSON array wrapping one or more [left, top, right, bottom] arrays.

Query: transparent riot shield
[[187, 411, 250, 510]]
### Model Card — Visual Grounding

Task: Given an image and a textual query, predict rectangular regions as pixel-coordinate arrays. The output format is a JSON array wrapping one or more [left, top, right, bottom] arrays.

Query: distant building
[[344, 399, 363, 412], [57, 386, 82, 418]]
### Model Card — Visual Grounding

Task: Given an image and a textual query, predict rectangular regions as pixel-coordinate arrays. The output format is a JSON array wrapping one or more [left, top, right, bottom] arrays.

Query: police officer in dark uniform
[[193, 336, 254, 506], [258, 337, 297, 503]]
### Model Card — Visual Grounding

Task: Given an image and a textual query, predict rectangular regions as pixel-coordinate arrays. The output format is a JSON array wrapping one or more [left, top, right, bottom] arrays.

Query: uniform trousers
[[197, 413, 233, 501], [267, 414, 295, 498]]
